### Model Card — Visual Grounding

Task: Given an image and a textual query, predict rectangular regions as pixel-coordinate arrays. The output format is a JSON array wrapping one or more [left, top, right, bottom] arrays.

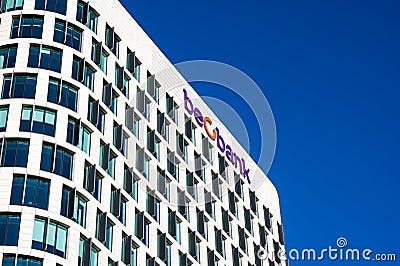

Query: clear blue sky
[[120, 0, 400, 265]]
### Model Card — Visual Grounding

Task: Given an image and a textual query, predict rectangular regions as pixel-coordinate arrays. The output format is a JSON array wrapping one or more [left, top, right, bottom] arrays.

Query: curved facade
[[0, 0, 286, 265]]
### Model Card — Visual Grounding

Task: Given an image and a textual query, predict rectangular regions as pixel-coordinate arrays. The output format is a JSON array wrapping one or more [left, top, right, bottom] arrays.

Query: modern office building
[[0, 0, 286, 265]]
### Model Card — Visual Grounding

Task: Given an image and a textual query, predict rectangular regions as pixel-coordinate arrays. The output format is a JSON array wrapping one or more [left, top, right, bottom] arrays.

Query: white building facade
[[0, 0, 286, 265]]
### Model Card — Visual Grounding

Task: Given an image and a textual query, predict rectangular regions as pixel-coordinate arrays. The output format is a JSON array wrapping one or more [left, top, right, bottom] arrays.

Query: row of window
[[2, 254, 43, 266], [0, 40, 130, 97], [0, 135, 279, 228], [2, 0, 149, 90], [0, 108, 267, 235], [8, 12, 142, 80], [3, 167, 279, 263]]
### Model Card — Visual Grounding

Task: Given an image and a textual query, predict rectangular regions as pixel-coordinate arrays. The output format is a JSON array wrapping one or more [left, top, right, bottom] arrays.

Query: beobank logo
[[183, 89, 251, 183]]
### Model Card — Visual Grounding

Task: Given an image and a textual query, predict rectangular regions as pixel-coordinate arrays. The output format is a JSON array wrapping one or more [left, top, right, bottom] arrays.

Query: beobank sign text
[[183, 89, 251, 183]]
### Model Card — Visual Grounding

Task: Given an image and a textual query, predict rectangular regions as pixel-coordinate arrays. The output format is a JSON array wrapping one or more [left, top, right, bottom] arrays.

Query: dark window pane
[[47, 79, 60, 103], [39, 47, 50, 69], [60, 187, 69, 216], [72, 58, 82, 80], [62, 151, 73, 179], [23, 177, 37, 207], [15, 140, 29, 167], [35, 0, 45, 10], [53, 148, 63, 176], [2, 140, 16, 166], [76, 2, 85, 23], [53, 21, 65, 43], [20, 107, 32, 132], [66, 119, 74, 144], [2, 256, 15, 266], [24, 76, 37, 99], [50, 49, 62, 72], [0, 215, 6, 245], [10, 176, 24, 205], [11, 18, 20, 38], [59, 84, 69, 107], [36, 179, 49, 210], [13, 76, 25, 98], [1, 76, 11, 98], [5, 215, 20, 245], [32, 17, 43, 38], [56, 0, 67, 15], [45, 0, 56, 12], [21, 17, 33, 37], [28, 45, 40, 68], [40, 144, 53, 172], [68, 86, 78, 111], [7, 47, 17, 67]]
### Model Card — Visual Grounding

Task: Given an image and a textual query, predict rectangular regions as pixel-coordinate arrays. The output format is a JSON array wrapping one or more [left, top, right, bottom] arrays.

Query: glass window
[[133, 115, 139, 138], [35, 0, 67, 15], [53, 19, 65, 44], [105, 24, 120, 57], [1, 74, 37, 99], [72, 56, 96, 91], [60, 186, 87, 227], [32, 217, 68, 258], [166, 94, 178, 123], [84, 65, 95, 91], [115, 64, 123, 91], [102, 81, 117, 114], [28, 45, 62, 72], [143, 221, 149, 246], [20, 106, 57, 137], [79, 124, 91, 153], [48, 78, 78, 111], [88, 97, 106, 133], [0, 106, 9, 131], [92, 39, 107, 73], [3, 254, 43, 266], [87, 8, 98, 33], [133, 58, 141, 81], [72, 56, 83, 81], [11, 15, 43, 39], [121, 234, 134, 264], [99, 141, 116, 179], [76, 0, 85, 23], [66, 117, 91, 154], [105, 219, 113, 250], [83, 163, 102, 201], [123, 74, 130, 98], [10, 174, 50, 210], [1, 0, 24, 12], [101, 50, 108, 73], [40, 142, 74, 180], [130, 243, 137, 266], [78, 236, 99, 266], [119, 198, 127, 225], [1, 139, 29, 167], [0, 45, 17, 69], [0, 213, 21, 246], [76, 1, 98, 33], [53, 20, 83, 51]]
